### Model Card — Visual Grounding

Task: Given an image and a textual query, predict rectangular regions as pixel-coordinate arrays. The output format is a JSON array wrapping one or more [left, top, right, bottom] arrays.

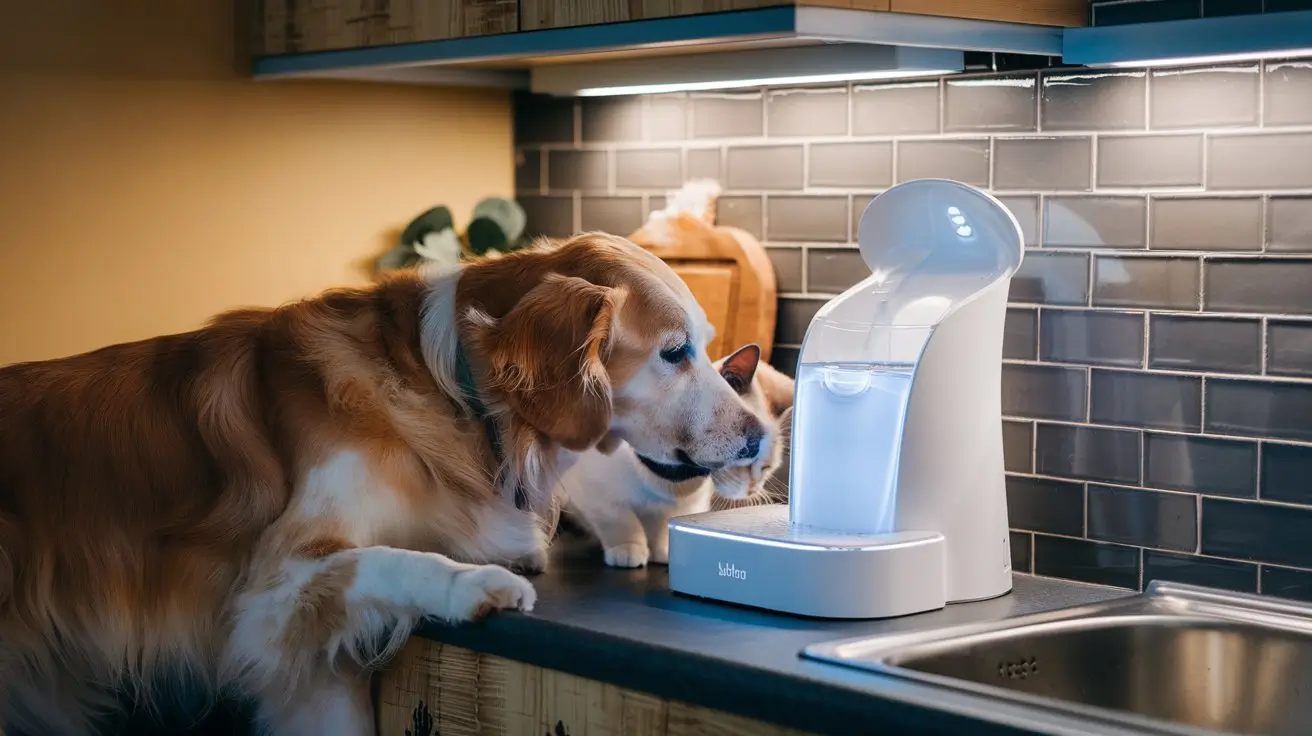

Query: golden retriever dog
[[0, 232, 770, 735]]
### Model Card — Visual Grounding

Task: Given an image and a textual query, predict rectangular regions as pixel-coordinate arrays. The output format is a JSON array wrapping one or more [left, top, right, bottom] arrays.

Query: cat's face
[[706, 345, 794, 501]]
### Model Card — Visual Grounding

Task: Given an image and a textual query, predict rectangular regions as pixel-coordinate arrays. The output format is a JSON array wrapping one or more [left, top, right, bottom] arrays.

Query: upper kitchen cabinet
[[252, 0, 1085, 57], [518, 0, 1085, 32], [253, 0, 519, 55]]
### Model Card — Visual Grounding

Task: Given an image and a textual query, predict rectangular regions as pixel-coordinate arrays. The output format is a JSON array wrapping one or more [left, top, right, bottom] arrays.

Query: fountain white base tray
[[666, 505, 948, 620]]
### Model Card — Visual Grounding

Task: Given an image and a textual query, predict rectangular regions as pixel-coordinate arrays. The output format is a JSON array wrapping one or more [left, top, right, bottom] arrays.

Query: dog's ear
[[754, 360, 795, 417], [466, 274, 625, 452], [719, 344, 760, 396]]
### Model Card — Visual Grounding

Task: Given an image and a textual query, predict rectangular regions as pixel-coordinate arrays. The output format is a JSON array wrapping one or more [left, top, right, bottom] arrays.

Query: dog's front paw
[[603, 542, 649, 568], [647, 540, 669, 565], [446, 565, 537, 622]]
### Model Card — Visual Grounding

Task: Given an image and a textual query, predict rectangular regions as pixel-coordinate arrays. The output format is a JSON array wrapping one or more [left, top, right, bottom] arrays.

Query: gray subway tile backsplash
[[1265, 60, 1312, 127], [775, 298, 823, 345], [645, 95, 688, 141], [580, 197, 643, 236], [581, 98, 643, 142], [1002, 364, 1088, 422], [516, 57, 1312, 594], [1144, 433, 1258, 498], [806, 248, 865, 294], [1150, 197, 1263, 252], [691, 92, 763, 138], [944, 76, 1037, 132], [686, 148, 722, 181], [1268, 321, 1312, 378], [1206, 378, 1312, 442], [1044, 196, 1147, 249], [1034, 534, 1141, 589], [715, 196, 764, 239], [1202, 498, 1312, 569], [999, 196, 1040, 246], [1205, 259, 1312, 314], [1150, 64, 1260, 129], [1010, 252, 1090, 306], [767, 196, 848, 242], [852, 81, 939, 135], [1088, 484, 1197, 552], [1262, 565, 1312, 603], [1093, 255, 1200, 310], [518, 195, 574, 238], [1004, 307, 1038, 360], [994, 137, 1092, 191], [1003, 420, 1034, 472], [809, 142, 893, 188], [896, 139, 990, 187], [767, 86, 847, 138], [1144, 551, 1257, 593], [1209, 133, 1312, 190], [1039, 309, 1144, 367], [548, 150, 607, 192], [725, 145, 803, 190], [1007, 476, 1085, 536], [1148, 315, 1262, 374], [1036, 424, 1142, 486], [1097, 134, 1203, 188], [1266, 197, 1312, 253], [615, 149, 682, 190], [1261, 441, 1312, 506], [766, 247, 803, 293], [1040, 70, 1147, 131], [515, 149, 542, 192], [1090, 369, 1202, 432]]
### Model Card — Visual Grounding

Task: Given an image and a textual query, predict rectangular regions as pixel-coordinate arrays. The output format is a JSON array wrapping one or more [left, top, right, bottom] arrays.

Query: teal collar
[[454, 345, 528, 511]]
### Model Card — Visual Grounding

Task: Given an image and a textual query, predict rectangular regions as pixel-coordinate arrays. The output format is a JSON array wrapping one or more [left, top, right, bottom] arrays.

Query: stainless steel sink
[[803, 582, 1312, 735]]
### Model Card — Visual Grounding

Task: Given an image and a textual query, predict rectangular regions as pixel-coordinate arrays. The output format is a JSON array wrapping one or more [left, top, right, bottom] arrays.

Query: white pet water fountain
[[667, 179, 1025, 620]]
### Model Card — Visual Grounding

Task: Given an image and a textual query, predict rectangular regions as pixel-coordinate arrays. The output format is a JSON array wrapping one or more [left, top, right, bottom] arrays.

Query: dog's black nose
[[737, 429, 764, 460]]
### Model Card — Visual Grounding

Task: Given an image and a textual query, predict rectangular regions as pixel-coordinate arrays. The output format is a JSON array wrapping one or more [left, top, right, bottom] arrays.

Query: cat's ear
[[719, 343, 760, 395]]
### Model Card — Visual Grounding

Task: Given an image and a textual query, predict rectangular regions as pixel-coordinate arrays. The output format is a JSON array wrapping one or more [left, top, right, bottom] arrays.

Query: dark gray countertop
[[416, 547, 1132, 736]]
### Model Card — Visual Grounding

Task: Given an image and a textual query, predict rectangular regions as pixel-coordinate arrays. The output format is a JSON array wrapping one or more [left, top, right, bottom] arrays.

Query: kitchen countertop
[[415, 546, 1132, 736]]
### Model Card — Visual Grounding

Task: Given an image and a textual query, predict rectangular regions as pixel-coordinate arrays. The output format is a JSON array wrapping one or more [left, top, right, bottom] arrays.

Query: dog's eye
[[660, 343, 690, 364]]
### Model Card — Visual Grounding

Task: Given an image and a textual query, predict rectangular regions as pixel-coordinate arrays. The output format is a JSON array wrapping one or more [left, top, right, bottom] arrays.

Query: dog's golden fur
[[0, 232, 768, 735]]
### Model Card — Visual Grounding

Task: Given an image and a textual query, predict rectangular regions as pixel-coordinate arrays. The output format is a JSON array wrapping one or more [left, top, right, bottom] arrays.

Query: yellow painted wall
[[0, 0, 513, 365]]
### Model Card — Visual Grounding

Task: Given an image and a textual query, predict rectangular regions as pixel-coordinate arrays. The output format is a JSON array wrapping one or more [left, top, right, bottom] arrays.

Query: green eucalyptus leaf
[[376, 244, 422, 272], [399, 206, 455, 246], [471, 197, 526, 244], [467, 216, 510, 256]]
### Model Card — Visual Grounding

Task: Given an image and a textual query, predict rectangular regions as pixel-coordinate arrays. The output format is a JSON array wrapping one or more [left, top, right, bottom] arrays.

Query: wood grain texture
[[890, 0, 1086, 26], [518, 0, 794, 31], [254, 0, 518, 55], [517, 0, 1078, 30], [377, 638, 818, 735], [627, 216, 778, 363]]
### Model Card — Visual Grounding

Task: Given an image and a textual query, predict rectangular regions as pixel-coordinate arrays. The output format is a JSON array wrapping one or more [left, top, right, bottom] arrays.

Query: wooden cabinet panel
[[518, 0, 898, 31], [253, 0, 517, 56], [668, 264, 737, 360], [890, 0, 1086, 27], [377, 638, 820, 736]]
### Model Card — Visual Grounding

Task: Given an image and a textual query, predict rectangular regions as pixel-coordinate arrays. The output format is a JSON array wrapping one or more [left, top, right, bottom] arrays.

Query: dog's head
[[457, 232, 770, 475], [707, 345, 794, 500]]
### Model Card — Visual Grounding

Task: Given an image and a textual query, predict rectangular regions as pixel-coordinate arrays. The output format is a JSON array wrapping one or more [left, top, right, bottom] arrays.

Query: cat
[[554, 343, 794, 568]]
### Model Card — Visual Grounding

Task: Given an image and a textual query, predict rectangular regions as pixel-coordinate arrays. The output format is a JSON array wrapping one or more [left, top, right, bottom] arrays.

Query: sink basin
[[803, 582, 1312, 735]]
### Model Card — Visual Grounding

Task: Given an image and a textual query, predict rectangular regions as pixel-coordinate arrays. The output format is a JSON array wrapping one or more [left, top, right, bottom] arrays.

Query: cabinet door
[[254, 0, 518, 56], [888, 0, 1086, 26]]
